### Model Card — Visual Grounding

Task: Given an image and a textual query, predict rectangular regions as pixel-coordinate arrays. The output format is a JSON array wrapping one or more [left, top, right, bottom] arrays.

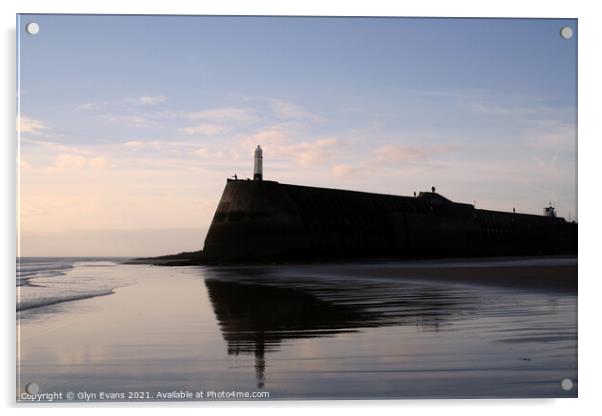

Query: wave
[[16, 259, 75, 286], [17, 290, 115, 311], [16, 259, 135, 313]]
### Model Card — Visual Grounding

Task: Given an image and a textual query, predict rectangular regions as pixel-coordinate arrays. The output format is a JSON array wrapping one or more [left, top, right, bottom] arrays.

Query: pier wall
[[202, 180, 577, 262]]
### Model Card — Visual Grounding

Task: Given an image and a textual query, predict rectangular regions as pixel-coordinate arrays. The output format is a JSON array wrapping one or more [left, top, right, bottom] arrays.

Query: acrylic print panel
[[16, 15, 577, 402]]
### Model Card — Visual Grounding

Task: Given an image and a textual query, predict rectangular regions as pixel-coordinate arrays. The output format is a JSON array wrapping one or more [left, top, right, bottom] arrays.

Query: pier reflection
[[203, 267, 480, 389]]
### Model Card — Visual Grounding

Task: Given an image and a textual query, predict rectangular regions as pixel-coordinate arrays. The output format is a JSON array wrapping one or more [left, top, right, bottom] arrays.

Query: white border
[[3, 1, 601, 414]]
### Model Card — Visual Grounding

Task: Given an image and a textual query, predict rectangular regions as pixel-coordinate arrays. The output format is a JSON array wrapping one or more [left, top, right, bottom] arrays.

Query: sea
[[16, 257, 578, 400], [17, 257, 134, 312]]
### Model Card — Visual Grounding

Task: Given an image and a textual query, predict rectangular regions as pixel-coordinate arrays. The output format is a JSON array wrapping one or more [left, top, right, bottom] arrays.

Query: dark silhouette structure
[[201, 180, 577, 263]]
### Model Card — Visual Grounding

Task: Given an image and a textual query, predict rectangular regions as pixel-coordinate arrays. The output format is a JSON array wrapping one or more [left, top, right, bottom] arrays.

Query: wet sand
[[318, 263, 577, 292], [17, 258, 577, 401]]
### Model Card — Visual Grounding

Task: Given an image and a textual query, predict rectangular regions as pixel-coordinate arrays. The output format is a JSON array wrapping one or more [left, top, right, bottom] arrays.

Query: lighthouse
[[253, 145, 263, 181]]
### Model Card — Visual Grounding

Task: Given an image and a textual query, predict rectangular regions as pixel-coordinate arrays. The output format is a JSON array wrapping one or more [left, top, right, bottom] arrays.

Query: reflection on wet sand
[[204, 268, 481, 389], [17, 260, 577, 400]]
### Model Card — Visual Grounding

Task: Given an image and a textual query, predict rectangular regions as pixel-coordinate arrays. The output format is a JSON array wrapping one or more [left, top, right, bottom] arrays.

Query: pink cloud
[[17, 116, 47, 134], [179, 124, 229, 136]]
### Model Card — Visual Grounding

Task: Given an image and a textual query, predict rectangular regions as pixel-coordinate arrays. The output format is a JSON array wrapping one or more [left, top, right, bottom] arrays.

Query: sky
[[17, 15, 577, 256]]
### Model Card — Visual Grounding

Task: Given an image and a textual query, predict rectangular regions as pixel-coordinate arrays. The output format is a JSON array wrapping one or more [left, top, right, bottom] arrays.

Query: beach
[[17, 257, 577, 401]]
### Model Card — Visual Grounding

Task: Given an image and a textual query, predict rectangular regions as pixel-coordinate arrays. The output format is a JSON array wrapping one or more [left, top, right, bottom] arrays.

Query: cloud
[[102, 114, 156, 128], [191, 147, 232, 160], [123, 140, 161, 149], [184, 107, 256, 123], [54, 154, 88, 170], [243, 127, 290, 146], [179, 124, 229, 136], [75, 95, 168, 112], [52, 154, 108, 172], [236, 127, 290, 159], [127, 95, 168, 106], [88, 157, 108, 169], [270, 99, 325, 122], [17, 116, 47, 134], [124, 140, 145, 148], [73, 102, 104, 112], [194, 148, 209, 157], [20, 138, 93, 155], [524, 121, 576, 152], [331, 164, 355, 177], [290, 138, 338, 166], [72, 98, 323, 140], [373, 144, 456, 162], [468, 100, 575, 123], [237, 125, 339, 166], [260, 137, 338, 167]]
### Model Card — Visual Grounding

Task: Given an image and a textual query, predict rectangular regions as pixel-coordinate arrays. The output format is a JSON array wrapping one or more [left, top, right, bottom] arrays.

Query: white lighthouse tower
[[253, 145, 263, 181]]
